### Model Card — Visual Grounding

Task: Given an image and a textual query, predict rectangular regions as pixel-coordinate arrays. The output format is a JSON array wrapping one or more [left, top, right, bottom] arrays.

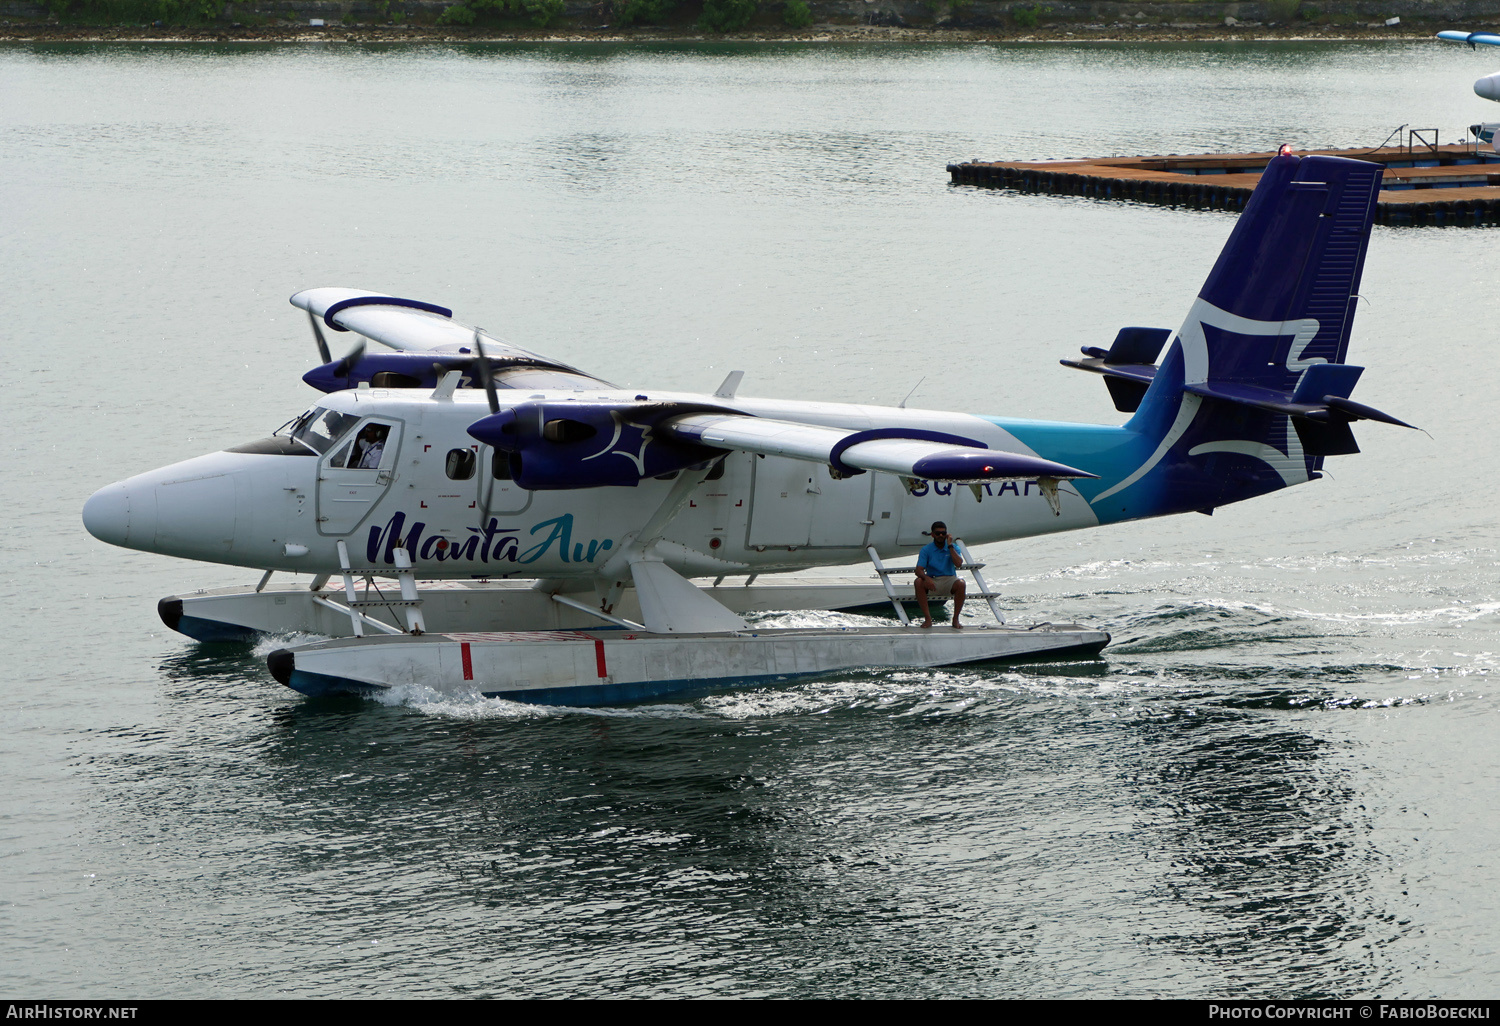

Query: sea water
[[1, 39, 1497, 997]]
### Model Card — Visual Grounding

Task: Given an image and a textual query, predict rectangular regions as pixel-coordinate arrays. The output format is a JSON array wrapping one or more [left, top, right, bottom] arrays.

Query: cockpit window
[[279, 406, 360, 455], [349, 423, 390, 469]]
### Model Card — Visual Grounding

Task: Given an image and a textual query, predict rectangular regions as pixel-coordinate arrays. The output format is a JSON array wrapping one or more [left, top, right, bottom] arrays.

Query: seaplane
[[1440, 29, 1500, 102], [1439, 30, 1500, 148], [82, 151, 1414, 706]]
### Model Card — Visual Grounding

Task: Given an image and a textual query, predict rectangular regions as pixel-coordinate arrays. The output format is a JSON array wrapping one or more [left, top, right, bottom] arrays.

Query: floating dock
[[948, 143, 1500, 225]]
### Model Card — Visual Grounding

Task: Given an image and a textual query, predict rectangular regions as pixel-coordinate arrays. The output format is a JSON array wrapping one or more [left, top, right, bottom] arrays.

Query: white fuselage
[[83, 387, 1101, 579]]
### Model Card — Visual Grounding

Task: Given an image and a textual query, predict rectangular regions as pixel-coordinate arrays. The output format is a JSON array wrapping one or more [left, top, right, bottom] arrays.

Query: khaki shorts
[[921, 575, 959, 598]]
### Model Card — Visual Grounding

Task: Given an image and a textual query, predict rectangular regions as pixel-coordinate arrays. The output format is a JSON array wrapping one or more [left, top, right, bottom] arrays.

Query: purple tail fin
[[1128, 154, 1385, 452], [1094, 153, 1392, 516], [1192, 152, 1382, 376]]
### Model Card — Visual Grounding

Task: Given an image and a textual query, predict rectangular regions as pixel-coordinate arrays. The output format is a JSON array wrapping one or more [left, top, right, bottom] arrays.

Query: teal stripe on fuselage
[[981, 417, 1165, 525]]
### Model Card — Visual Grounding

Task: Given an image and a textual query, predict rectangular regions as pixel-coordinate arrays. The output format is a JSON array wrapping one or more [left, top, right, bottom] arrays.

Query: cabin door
[[747, 458, 872, 550], [316, 417, 403, 536]]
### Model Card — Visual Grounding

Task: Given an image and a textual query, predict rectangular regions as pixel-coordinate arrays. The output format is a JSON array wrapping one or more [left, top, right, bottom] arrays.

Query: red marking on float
[[461, 642, 473, 680], [594, 638, 607, 678]]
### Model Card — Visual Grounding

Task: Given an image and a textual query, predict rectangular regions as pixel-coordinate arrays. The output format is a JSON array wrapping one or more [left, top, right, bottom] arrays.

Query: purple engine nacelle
[[301, 352, 587, 394], [302, 352, 485, 393], [467, 401, 730, 489]]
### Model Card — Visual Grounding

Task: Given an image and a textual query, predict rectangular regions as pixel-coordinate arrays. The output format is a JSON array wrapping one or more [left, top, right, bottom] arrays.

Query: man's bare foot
[[951, 621, 964, 629], [920, 619, 933, 628]]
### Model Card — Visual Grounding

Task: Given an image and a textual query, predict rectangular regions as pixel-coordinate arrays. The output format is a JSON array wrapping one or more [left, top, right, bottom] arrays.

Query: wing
[[1438, 30, 1500, 45], [289, 287, 608, 388], [660, 412, 1096, 484]]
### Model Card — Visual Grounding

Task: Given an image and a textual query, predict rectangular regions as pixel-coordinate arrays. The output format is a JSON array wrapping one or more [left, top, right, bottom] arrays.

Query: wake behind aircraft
[[82, 152, 1413, 706]]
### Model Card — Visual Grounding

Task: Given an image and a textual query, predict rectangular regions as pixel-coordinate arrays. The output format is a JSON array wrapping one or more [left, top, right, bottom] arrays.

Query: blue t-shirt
[[917, 541, 960, 578]]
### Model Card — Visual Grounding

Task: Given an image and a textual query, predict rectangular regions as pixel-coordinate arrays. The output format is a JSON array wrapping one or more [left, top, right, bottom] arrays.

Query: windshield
[[277, 406, 360, 455]]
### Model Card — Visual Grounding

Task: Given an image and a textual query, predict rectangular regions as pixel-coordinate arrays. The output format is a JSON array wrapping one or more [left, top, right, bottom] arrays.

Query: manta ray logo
[[580, 409, 657, 474], [1090, 299, 1320, 506]]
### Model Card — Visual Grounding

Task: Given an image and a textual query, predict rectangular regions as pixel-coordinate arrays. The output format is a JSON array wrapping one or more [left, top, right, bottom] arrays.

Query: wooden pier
[[947, 144, 1500, 226]]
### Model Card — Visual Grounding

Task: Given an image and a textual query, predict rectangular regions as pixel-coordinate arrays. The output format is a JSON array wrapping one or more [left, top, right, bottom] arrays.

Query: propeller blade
[[472, 329, 499, 415], [477, 466, 494, 538], [334, 339, 366, 380], [470, 330, 501, 535], [308, 310, 332, 364]]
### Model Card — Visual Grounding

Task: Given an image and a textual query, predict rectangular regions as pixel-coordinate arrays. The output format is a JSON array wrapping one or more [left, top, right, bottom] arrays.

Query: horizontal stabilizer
[[661, 413, 1096, 483], [1178, 367, 1412, 428], [1060, 326, 1172, 413], [1323, 395, 1417, 429], [1174, 361, 1413, 456]]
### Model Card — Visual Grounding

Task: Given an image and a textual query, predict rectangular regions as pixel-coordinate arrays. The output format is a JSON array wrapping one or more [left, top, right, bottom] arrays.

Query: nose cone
[[1476, 72, 1500, 103], [83, 482, 147, 547], [82, 451, 246, 559]]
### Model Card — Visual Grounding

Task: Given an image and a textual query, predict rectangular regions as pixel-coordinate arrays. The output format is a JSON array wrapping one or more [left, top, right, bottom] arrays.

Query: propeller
[[472, 328, 501, 537], [332, 339, 366, 383], [471, 327, 500, 415], [307, 310, 332, 364]]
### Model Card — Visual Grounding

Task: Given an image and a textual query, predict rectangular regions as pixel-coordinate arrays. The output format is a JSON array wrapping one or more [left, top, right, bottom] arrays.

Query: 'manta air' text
[[367, 512, 613, 566]]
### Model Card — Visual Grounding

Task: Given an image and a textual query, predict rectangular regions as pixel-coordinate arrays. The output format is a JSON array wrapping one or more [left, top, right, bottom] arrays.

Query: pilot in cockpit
[[351, 424, 389, 469]]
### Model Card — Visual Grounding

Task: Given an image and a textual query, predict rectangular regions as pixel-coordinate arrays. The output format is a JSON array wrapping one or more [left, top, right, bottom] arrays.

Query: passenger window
[[446, 448, 476, 480], [491, 450, 513, 481]]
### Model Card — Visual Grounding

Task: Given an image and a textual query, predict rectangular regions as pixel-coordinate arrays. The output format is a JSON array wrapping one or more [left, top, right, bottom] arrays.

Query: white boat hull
[[267, 623, 1110, 706]]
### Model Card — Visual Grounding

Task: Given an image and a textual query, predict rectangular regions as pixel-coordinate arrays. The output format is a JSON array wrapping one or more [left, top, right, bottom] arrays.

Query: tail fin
[[1097, 153, 1392, 515], [1191, 153, 1380, 373]]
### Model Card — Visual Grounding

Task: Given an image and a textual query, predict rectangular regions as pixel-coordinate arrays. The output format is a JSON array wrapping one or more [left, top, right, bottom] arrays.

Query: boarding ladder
[[305, 540, 427, 637], [866, 542, 1005, 627]]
